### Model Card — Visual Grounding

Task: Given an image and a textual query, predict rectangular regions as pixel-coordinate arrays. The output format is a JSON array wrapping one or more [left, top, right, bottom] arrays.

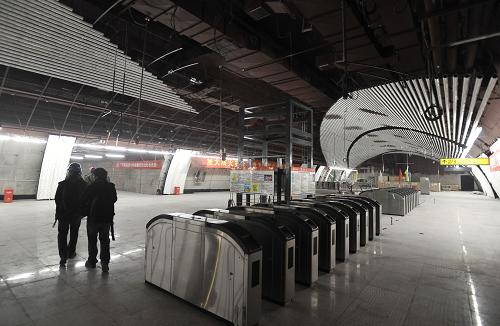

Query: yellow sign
[[439, 158, 489, 166]]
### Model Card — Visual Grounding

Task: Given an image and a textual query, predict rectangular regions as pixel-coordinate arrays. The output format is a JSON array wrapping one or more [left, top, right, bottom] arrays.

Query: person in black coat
[[81, 167, 117, 273], [54, 162, 87, 266]]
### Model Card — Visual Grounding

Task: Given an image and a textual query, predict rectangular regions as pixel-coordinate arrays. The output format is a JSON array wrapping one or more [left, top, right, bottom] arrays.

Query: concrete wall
[[80, 160, 164, 195], [0, 140, 46, 197], [184, 167, 230, 192]]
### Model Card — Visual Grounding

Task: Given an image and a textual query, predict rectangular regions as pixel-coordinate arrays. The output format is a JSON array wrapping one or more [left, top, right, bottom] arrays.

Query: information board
[[291, 167, 316, 197], [230, 169, 274, 195]]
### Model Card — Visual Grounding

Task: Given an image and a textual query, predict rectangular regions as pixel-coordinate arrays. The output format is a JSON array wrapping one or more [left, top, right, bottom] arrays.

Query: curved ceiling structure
[[320, 75, 498, 168]]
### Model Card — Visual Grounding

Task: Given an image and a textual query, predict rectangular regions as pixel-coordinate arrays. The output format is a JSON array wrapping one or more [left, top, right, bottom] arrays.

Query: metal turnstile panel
[[145, 220, 173, 291], [202, 232, 235, 321], [172, 225, 203, 305]]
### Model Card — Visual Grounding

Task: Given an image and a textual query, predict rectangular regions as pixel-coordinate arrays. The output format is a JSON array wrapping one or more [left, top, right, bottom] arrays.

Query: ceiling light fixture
[[163, 62, 199, 78], [105, 153, 125, 158], [70, 155, 84, 160], [84, 154, 103, 159], [101, 110, 112, 118], [147, 47, 183, 67], [0, 134, 47, 144]]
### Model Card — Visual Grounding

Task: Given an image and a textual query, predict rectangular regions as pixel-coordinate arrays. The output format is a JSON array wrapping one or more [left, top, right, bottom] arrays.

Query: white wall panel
[[163, 150, 192, 194], [37, 135, 75, 200], [471, 165, 495, 198]]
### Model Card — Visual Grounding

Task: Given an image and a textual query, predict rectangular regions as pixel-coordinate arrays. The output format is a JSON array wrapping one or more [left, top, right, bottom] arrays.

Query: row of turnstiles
[[360, 187, 420, 216], [144, 195, 382, 326]]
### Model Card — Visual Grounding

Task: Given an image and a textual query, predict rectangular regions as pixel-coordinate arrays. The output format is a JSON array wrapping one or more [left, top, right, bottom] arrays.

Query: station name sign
[[439, 158, 490, 166]]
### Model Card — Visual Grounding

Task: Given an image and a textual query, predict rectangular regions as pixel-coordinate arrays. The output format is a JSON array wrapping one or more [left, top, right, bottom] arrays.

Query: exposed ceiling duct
[[0, 0, 194, 113], [320, 75, 498, 168], [130, 0, 336, 109]]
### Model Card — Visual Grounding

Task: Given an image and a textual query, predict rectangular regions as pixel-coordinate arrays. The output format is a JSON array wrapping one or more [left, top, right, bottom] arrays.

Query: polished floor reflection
[[1, 191, 499, 325]]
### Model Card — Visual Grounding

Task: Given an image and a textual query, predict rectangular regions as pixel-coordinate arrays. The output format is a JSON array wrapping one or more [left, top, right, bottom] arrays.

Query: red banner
[[192, 157, 240, 169], [490, 152, 500, 172], [112, 160, 163, 169]]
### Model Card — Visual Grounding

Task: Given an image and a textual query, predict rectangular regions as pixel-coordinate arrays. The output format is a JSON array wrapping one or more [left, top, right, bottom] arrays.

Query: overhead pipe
[[445, 11, 458, 73], [464, 5, 483, 71], [424, 0, 442, 72]]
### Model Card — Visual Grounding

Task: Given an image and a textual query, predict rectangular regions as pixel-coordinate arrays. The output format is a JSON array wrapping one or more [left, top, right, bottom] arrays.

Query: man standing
[[82, 168, 117, 273], [55, 162, 87, 267]]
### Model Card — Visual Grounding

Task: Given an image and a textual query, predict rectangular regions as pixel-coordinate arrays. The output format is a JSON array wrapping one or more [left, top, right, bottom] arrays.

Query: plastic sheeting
[[163, 149, 192, 195], [36, 135, 75, 200]]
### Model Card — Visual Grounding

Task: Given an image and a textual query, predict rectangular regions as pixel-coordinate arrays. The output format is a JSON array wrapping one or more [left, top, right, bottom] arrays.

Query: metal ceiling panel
[[320, 75, 497, 168], [0, 0, 194, 113]]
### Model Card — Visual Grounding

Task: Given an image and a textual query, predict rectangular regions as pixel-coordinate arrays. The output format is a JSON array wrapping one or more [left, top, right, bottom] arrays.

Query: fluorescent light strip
[[70, 155, 84, 160], [74, 143, 172, 155], [105, 153, 125, 158], [0, 134, 47, 144], [84, 154, 103, 159]]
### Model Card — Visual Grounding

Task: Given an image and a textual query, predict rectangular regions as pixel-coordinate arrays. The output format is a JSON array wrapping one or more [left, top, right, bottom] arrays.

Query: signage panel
[[439, 158, 489, 166], [112, 160, 163, 169]]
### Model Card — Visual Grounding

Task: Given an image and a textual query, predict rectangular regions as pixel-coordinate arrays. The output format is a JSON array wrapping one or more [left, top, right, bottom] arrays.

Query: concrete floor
[[0, 191, 499, 326]]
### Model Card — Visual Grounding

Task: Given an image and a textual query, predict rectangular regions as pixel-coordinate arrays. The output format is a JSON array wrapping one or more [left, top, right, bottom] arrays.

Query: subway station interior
[[1, 0, 500, 325]]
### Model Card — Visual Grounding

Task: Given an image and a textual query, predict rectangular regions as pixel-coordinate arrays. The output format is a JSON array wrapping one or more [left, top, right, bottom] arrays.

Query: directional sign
[[439, 158, 489, 166]]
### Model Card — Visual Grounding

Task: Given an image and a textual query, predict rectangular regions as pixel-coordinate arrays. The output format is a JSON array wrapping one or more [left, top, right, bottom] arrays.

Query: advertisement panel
[[230, 168, 274, 195], [112, 160, 163, 169]]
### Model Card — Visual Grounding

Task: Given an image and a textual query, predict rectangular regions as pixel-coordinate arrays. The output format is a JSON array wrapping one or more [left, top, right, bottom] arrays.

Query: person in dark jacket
[[54, 162, 87, 266], [81, 168, 117, 272]]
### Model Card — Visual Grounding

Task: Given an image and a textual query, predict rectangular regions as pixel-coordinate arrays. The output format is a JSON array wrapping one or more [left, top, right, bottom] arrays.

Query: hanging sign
[[112, 160, 163, 169], [490, 152, 500, 172], [439, 158, 489, 166]]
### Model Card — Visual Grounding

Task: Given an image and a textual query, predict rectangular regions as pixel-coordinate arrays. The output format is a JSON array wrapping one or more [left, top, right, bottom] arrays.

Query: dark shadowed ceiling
[[1, 0, 500, 163]]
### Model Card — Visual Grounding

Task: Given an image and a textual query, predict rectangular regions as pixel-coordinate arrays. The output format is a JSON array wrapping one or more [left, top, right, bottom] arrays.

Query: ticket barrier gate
[[228, 206, 319, 286], [354, 196, 382, 236], [325, 198, 368, 246], [194, 209, 295, 305], [255, 204, 336, 272], [324, 195, 376, 241], [360, 188, 419, 216], [312, 199, 360, 253], [145, 213, 262, 326], [291, 200, 350, 262]]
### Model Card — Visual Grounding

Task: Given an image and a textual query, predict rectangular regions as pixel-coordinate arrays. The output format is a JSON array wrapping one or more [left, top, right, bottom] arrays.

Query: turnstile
[[229, 206, 319, 286], [145, 213, 262, 326], [355, 196, 382, 236], [255, 204, 336, 272], [194, 209, 295, 305], [326, 198, 368, 246], [361, 188, 419, 216], [313, 199, 360, 253], [325, 195, 376, 241], [292, 200, 350, 262]]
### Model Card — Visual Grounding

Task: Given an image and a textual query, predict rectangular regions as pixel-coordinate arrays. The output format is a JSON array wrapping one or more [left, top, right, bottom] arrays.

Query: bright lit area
[[1, 1, 500, 326]]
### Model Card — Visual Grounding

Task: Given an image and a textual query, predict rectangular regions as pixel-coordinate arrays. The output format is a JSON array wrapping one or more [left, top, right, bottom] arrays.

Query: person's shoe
[[68, 252, 76, 259], [101, 264, 109, 273], [59, 259, 66, 267], [85, 261, 96, 268]]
